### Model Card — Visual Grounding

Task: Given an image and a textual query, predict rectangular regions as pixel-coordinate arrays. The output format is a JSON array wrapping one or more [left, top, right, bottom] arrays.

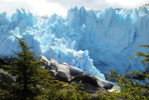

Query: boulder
[[40, 56, 114, 91], [55, 63, 71, 82], [96, 78, 113, 89], [42, 58, 71, 82], [70, 74, 113, 89], [69, 65, 84, 76], [70, 74, 99, 87]]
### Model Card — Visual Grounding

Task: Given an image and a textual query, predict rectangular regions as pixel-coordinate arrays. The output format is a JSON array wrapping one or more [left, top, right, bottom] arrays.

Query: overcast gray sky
[[0, 0, 149, 17]]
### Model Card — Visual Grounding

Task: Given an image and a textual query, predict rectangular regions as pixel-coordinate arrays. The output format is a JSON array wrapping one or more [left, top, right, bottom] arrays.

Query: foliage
[[95, 70, 149, 100], [35, 82, 91, 100], [0, 90, 10, 100], [0, 65, 11, 71], [132, 45, 149, 74], [132, 45, 149, 64], [54, 83, 91, 100], [0, 38, 91, 100], [1, 38, 148, 100], [96, 45, 149, 100], [8, 38, 46, 100]]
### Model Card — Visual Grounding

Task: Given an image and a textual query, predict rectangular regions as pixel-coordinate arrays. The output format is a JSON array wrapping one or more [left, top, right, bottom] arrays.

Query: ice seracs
[[0, 7, 149, 79]]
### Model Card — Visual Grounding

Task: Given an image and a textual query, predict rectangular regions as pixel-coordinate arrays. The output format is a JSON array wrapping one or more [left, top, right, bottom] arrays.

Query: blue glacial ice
[[0, 7, 149, 79]]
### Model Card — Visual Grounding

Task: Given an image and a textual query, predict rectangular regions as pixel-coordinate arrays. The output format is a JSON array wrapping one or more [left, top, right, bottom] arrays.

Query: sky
[[0, 0, 149, 17]]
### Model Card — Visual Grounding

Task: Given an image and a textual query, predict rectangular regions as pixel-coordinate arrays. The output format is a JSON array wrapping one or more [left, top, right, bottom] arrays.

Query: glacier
[[0, 7, 149, 79]]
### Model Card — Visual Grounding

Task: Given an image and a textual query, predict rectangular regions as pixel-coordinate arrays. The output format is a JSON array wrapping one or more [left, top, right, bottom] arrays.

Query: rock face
[[41, 56, 113, 92]]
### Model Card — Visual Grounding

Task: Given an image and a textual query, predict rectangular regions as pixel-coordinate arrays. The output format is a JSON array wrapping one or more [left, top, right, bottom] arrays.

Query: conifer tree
[[11, 38, 44, 100], [0, 38, 91, 100]]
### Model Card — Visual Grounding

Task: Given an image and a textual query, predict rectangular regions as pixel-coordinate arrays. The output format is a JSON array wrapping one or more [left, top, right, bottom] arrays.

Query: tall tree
[[11, 38, 44, 100], [0, 37, 91, 100]]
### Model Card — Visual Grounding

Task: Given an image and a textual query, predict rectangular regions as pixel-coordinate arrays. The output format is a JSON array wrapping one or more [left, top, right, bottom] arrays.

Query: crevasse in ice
[[0, 7, 149, 79]]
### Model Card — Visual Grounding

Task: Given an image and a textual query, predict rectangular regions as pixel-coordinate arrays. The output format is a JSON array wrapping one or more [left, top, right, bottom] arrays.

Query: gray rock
[[40, 56, 114, 91], [41, 58, 71, 82], [70, 74, 113, 89], [96, 78, 114, 89], [69, 66, 84, 76], [82, 83, 101, 93], [55, 63, 71, 82], [70, 74, 99, 87]]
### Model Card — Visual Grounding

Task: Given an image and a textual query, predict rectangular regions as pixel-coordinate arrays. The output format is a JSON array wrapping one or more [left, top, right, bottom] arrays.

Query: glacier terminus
[[0, 7, 149, 80]]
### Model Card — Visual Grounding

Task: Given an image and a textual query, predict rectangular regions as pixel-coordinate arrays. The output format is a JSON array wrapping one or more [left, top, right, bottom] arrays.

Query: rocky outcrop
[[41, 56, 114, 92], [0, 56, 114, 93]]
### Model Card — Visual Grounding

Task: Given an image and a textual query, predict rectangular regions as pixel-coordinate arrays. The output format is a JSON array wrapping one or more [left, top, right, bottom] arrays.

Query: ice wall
[[0, 7, 149, 79], [67, 7, 149, 74], [0, 8, 105, 79]]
